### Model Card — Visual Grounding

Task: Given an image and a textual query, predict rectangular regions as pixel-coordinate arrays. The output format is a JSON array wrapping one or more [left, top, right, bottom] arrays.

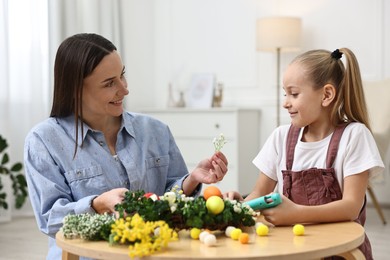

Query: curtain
[[48, 0, 126, 108], [1, 0, 50, 217], [1, 0, 125, 217], [48, 0, 125, 76]]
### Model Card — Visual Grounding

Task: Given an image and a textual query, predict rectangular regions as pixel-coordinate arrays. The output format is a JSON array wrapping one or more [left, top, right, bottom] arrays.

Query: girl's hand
[[261, 194, 300, 225], [223, 191, 244, 201]]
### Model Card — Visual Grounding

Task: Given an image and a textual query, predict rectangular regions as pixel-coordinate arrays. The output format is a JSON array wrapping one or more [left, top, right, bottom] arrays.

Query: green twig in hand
[[212, 133, 227, 152]]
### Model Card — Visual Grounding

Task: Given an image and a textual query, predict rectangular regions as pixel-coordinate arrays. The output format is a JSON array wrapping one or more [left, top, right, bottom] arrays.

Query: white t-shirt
[[252, 122, 384, 193]]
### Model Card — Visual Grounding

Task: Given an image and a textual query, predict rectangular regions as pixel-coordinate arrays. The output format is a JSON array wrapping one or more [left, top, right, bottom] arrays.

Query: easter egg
[[239, 232, 250, 244], [256, 224, 269, 236], [230, 228, 242, 240], [225, 226, 236, 237], [144, 192, 159, 201], [203, 186, 222, 200], [206, 196, 225, 215], [293, 224, 305, 236], [190, 228, 201, 239], [203, 234, 217, 246], [199, 231, 210, 243]]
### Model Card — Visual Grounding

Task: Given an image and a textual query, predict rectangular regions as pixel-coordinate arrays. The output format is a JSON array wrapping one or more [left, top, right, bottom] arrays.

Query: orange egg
[[239, 232, 250, 244], [203, 186, 222, 200]]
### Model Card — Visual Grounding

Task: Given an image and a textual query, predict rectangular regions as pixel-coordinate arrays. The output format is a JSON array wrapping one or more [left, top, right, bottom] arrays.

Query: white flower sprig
[[212, 133, 227, 152], [61, 213, 115, 240]]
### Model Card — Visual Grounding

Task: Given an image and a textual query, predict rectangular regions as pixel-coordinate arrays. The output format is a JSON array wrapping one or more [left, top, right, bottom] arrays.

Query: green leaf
[[15, 195, 26, 209], [0, 201, 8, 209], [16, 174, 27, 186], [1, 153, 9, 165], [0, 136, 7, 153], [0, 135, 28, 210], [11, 163, 23, 172], [0, 192, 8, 210], [187, 216, 203, 228], [0, 166, 10, 174]]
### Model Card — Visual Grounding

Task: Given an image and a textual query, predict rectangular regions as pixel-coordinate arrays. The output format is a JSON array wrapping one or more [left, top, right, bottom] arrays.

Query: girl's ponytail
[[333, 48, 371, 130]]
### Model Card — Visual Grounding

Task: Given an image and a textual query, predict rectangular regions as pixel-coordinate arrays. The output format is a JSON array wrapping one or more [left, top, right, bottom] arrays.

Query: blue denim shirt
[[24, 112, 199, 259]]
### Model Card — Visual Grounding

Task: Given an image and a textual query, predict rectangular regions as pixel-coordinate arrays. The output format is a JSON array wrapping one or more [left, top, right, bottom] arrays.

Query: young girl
[[226, 48, 384, 259]]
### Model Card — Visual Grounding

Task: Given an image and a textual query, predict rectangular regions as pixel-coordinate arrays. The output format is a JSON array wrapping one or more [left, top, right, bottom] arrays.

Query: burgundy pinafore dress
[[281, 124, 372, 260]]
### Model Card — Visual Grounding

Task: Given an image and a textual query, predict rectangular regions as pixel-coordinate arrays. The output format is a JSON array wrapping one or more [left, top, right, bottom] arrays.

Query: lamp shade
[[257, 17, 302, 52]]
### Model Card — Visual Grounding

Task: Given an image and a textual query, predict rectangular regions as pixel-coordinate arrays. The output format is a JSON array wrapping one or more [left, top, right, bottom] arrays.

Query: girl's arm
[[261, 171, 369, 225]]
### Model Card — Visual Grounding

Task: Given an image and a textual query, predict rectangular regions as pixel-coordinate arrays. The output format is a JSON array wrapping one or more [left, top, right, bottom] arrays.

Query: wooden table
[[56, 221, 365, 260]]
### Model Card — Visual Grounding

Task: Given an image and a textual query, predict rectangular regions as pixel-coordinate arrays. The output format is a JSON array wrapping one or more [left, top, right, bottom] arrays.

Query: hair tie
[[331, 49, 342, 60]]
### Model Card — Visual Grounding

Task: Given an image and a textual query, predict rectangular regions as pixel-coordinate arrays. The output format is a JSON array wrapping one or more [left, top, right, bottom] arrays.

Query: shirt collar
[[121, 112, 136, 138], [56, 115, 90, 146]]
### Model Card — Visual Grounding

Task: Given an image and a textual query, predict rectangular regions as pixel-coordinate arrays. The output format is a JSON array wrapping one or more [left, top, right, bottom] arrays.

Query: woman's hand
[[91, 187, 128, 215], [191, 151, 228, 184], [182, 152, 228, 195]]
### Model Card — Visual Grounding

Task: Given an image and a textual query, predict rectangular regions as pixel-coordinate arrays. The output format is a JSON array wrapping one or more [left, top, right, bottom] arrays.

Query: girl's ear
[[322, 84, 336, 107]]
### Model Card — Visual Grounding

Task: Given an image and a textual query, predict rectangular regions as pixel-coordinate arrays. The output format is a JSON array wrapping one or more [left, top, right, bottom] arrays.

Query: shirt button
[[99, 141, 104, 146], [156, 158, 160, 165], [77, 171, 81, 175]]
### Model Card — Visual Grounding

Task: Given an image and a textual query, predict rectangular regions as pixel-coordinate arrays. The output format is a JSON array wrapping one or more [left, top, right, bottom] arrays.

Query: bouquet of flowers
[[61, 212, 178, 258], [115, 188, 256, 231], [61, 187, 256, 258]]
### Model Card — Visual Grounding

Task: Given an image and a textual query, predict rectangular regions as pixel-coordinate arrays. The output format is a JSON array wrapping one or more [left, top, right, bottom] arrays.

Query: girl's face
[[282, 62, 326, 128], [82, 51, 129, 122]]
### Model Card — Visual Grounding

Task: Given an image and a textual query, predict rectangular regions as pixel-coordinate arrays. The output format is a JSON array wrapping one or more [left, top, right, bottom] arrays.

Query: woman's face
[[282, 62, 325, 128], [82, 51, 128, 121]]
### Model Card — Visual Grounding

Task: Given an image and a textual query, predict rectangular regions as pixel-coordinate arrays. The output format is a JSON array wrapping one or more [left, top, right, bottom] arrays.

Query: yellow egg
[[256, 224, 269, 236], [293, 224, 305, 236], [230, 228, 242, 240], [190, 228, 201, 239], [206, 196, 225, 215]]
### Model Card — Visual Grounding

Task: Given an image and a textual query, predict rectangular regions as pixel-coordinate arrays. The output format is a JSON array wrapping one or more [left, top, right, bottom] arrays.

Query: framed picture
[[186, 73, 215, 108]]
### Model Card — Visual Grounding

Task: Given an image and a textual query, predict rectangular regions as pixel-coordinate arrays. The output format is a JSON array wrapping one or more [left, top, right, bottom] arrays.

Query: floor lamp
[[257, 17, 302, 127]]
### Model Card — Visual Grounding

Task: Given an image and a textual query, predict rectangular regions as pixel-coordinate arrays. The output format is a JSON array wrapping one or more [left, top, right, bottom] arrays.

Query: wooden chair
[[363, 79, 390, 225]]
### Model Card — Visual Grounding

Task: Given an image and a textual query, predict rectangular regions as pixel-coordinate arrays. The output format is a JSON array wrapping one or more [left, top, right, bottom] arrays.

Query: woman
[[24, 33, 228, 259]]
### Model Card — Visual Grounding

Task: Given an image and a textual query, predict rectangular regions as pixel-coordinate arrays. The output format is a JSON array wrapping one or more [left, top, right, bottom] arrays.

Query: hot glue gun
[[243, 193, 282, 210]]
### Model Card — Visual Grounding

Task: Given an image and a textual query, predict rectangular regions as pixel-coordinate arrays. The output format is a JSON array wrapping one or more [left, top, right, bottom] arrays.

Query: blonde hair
[[291, 48, 371, 130]]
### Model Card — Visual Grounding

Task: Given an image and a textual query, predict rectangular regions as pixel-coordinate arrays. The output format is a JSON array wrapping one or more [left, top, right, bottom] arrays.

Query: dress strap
[[326, 123, 349, 168], [285, 123, 349, 170], [285, 125, 301, 170]]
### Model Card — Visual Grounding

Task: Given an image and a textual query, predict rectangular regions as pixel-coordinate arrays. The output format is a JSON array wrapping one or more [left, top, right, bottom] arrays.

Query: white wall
[[122, 0, 390, 205], [124, 0, 390, 143]]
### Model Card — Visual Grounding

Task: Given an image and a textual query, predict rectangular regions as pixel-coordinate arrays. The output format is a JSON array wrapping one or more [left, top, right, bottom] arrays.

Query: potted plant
[[0, 134, 28, 211]]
